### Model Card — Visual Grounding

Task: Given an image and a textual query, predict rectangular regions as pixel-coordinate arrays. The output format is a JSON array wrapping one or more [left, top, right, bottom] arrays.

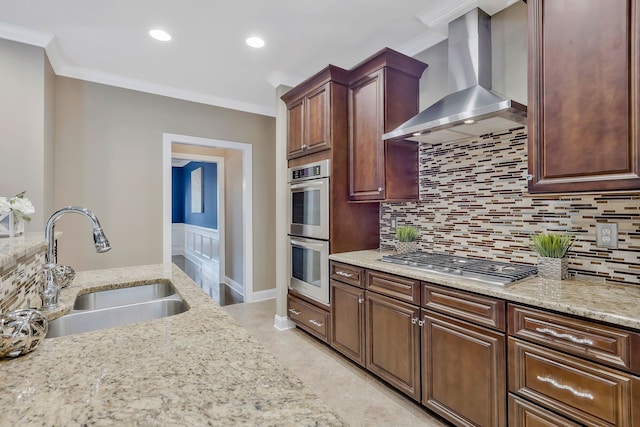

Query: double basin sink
[[46, 282, 189, 338]]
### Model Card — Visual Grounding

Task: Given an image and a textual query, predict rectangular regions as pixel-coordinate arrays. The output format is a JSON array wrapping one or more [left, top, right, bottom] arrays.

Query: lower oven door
[[288, 236, 329, 305]]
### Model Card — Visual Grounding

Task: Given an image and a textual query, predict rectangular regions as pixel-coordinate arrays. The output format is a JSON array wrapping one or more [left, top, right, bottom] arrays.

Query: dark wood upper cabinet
[[348, 49, 427, 202], [282, 66, 349, 160], [527, 0, 640, 193]]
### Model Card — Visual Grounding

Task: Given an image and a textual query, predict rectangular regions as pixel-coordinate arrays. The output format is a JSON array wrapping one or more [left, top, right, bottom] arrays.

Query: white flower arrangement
[[0, 191, 35, 222]]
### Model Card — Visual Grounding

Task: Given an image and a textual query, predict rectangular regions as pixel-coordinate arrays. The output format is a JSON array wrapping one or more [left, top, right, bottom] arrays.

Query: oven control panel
[[289, 159, 330, 183]]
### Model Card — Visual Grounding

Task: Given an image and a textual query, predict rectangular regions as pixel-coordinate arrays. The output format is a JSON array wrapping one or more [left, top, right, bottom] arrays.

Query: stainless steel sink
[[46, 283, 189, 338], [73, 282, 176, 310]]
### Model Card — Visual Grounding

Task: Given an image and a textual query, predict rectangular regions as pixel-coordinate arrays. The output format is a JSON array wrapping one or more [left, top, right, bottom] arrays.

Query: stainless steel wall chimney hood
[[383, 8, 526, 144]]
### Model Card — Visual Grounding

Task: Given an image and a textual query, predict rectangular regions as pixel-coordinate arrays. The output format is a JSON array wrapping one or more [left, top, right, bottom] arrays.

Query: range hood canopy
[[383, 8, 526, 144]]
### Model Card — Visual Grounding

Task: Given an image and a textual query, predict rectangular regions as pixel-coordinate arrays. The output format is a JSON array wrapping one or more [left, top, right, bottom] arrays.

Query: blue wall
[[172, 162, 218, 229], [172, 167, 184, 223]]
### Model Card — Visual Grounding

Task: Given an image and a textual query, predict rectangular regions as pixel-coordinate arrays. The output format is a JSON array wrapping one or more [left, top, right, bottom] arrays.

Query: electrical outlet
[[390, 217, 397, 230], [596, 222, 618, 249]]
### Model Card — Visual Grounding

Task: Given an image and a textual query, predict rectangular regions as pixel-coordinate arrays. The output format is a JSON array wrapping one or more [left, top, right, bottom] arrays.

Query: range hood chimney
[[383, 8, 526, 144]]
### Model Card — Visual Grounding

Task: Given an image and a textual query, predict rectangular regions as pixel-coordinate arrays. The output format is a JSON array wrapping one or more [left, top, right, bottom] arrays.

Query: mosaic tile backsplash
[[0, 248, 44, 313], [380, 127, 640, 285]]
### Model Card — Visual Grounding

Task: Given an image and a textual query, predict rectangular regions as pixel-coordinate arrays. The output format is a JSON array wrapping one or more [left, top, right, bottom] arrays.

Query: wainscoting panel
[[173, 223, 219, 280]]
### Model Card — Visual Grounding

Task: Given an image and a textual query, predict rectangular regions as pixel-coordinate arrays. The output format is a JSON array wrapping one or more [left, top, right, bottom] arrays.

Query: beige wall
[[54, 77, 276, 293], [0, 39, 53, 229], [171, 144, 245, 286], [414, 1, 527, 109]]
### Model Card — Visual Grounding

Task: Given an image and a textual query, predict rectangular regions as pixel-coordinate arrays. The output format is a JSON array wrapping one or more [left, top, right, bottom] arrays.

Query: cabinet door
[[528, 0, 640, 192], [423, 310, 506, 427], [287, 97, 305, 159], [330, 280, 365, 366], [365, 290, 421, 400], [305, 82, 330, 154], [348, 71, 385, 201]]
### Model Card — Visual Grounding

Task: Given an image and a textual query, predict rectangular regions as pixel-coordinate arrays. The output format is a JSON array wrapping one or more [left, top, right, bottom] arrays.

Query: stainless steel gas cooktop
[[380, 252, 537, 286]]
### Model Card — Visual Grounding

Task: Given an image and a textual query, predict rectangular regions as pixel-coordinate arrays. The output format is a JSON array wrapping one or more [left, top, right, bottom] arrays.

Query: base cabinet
[[365, 291, 421, 401], [509, 394, 582, 427], [330, 279, 365, 366], [287, 293, 330, 343], [422, 311, 506, 427]]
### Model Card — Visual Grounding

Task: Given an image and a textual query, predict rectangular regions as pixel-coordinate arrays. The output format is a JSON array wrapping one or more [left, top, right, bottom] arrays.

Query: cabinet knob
[[358, 297, 364, 304], [377, 187, 383, 192], [527, 174, 533, 181]]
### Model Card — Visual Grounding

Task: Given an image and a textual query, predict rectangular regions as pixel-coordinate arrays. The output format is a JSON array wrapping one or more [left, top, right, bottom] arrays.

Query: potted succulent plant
[[396, 225, 419, 254], [530, 232, 575, 280]]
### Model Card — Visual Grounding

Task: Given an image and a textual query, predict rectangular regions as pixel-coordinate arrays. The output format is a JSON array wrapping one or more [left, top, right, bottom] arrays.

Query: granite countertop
[[330, 250, 640, 331], [0, 232, 48, 270], [0, 264, 345, 426]]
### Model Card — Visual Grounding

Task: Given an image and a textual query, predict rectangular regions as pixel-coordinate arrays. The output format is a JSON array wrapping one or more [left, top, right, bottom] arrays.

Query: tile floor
[[224, 299, 449, 427], [172, 255, 243, 306]]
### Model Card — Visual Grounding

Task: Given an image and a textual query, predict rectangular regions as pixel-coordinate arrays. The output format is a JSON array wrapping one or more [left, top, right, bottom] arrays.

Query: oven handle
[[290, 239, 327, 251], [289, 180, 327, 190]]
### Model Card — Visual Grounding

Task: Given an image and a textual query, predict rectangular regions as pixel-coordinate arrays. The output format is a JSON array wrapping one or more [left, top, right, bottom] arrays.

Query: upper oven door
[[289, 177, 329, 240]]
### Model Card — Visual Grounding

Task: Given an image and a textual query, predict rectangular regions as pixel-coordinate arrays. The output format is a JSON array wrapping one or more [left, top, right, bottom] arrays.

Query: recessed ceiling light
[[463, 119, 475, 124], [246, 36, 265, 48], [149, 29, 171, 42]]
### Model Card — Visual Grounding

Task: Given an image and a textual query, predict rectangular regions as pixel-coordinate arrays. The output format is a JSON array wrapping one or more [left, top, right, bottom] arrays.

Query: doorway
[[162, 133, 254, 302]]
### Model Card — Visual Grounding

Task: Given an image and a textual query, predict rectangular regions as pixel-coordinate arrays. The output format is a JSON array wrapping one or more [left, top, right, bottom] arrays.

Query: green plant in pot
[[531, 232, 574, 280], [396, 225, 419, 254]]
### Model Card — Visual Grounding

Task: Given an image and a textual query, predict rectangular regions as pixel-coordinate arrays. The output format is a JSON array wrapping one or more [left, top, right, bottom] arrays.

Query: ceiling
[[0, 0, 520, 117]]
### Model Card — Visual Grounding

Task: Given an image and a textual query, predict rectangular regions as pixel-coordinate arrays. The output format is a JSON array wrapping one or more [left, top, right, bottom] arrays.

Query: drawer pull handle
[[535, 327, 594, 346], [336, 271, 354, 278], [288, 308, 301, 315], [536, 376, 594, 400], [309, 319, 324, 327]]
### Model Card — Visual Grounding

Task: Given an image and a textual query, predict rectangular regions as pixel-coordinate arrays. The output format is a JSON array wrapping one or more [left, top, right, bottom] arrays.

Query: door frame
[[162, 133, 254, 301], [171, 152, 225, 283]]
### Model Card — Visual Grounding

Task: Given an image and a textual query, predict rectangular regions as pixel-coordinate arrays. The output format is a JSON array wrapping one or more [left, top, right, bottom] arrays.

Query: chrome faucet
[[41, 206, 111, 310]]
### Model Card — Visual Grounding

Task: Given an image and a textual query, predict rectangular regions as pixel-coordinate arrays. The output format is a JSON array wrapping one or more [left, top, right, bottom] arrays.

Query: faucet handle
[[41, 263, 60, 310], [53, 264, 75, 288]]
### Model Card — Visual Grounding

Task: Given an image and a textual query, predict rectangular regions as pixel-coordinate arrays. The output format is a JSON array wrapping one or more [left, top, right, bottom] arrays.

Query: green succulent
[[530, 232, 574, 258], [396, 226, 418, 242]]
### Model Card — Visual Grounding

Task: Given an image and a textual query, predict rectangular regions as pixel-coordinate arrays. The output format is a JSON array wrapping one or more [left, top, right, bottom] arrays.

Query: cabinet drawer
[[366, 270, 420, 304], [423, 284, 505, 331], [330, 261, 363, 288], [509, 304, 640, 374], [288, 294, 330, 342], [508, 338, 639, 427], [508, 394, 581, 427]]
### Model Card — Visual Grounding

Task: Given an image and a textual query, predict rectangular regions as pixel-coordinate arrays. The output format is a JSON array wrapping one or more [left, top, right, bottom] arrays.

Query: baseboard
[[224, 276, 244, 294], [273, 314, 296, 331], [251, 288, 276, 302]]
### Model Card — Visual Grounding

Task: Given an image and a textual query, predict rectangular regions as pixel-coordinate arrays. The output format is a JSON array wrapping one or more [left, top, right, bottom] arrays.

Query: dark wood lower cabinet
[[509, 394, 582, 427], [365, 291, 421, 401], [422, 310, 506, 427], [330, 280, 365, 366]]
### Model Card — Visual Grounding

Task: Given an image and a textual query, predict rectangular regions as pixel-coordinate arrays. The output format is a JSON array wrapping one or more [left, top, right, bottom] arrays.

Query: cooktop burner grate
[[380, 252, 537, 286]]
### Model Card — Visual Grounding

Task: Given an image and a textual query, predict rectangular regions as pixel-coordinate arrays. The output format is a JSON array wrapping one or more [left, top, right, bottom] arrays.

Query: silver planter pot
[[537, 257, 569, 280], [396, 241, 418, 254]]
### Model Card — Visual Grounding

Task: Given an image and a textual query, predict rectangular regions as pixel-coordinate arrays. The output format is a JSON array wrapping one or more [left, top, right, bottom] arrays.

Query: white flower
[[10, 197, 35, 215], [1, 192, 35, 222], [0, 197, 9, 213]]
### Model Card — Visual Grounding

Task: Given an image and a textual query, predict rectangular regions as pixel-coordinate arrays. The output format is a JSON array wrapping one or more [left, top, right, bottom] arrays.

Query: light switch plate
[[596, 222, 618, 249]]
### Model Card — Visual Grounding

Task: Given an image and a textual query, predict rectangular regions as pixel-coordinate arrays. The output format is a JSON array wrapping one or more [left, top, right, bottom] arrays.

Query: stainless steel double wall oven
[[287, 160, 330, 304]]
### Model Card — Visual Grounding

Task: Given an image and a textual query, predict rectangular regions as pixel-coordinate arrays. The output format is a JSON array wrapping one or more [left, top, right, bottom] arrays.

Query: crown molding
[[0, 21, 54, 47], [54, 64, 276, 117], [396, 29, 448, 57]]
